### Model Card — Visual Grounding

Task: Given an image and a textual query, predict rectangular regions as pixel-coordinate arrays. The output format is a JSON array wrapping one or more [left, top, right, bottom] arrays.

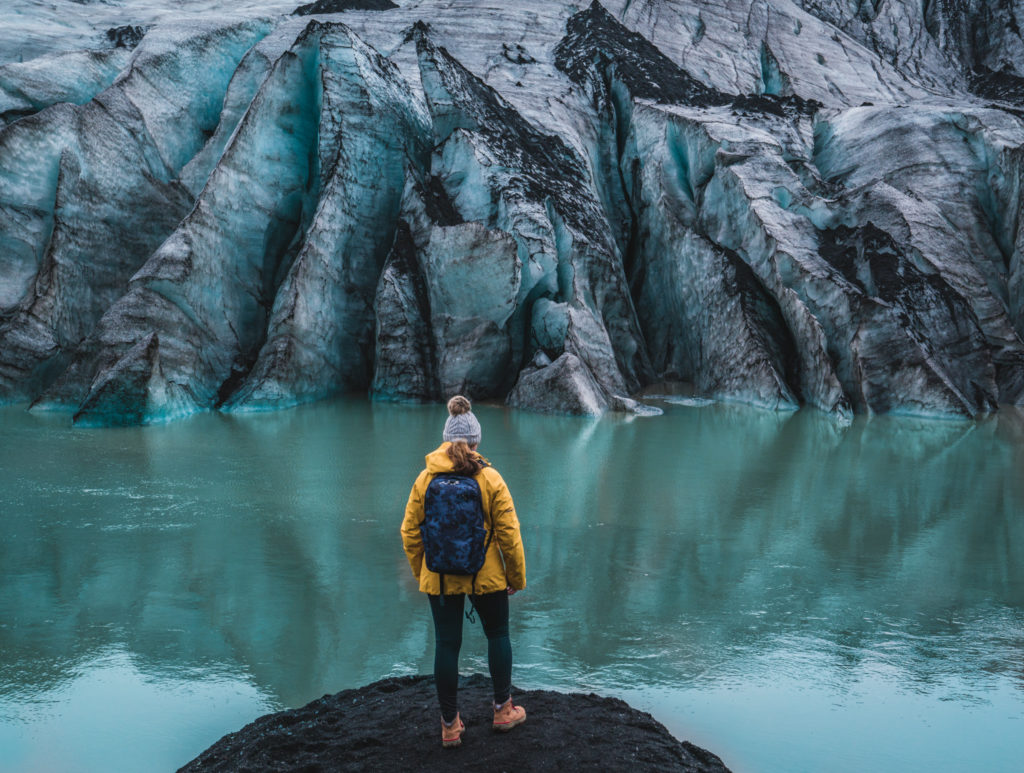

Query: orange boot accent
[[441, 713, 465, 748], [492, 698, 526, 732]]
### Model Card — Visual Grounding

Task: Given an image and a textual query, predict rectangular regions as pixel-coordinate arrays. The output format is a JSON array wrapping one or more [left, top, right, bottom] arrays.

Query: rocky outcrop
[[177, 674, 732, 772], [3, 0, 1024, 422]]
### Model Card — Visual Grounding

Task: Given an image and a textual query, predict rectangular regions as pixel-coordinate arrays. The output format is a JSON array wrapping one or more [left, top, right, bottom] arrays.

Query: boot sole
[[442, 731, 464, 748], [444, 720, 468, 749], [442, 724, 465, 748], [492, 715, 526, 732]]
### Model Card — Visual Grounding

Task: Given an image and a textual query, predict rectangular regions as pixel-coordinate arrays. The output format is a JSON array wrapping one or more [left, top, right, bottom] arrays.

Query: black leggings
[[428, 591, 512, 723]]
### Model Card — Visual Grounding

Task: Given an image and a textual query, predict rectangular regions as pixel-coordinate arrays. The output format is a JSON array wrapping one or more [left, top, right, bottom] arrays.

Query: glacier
[[2, 0, 1024, 423]]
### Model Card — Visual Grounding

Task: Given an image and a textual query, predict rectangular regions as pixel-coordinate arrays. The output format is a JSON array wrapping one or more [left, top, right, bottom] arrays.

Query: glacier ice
[[224, 23, 430, 412], [37, 22, 333, 424], [1, 0, 1024, 423], [0, 18, 273, 408], [0, 48, 132, 126]]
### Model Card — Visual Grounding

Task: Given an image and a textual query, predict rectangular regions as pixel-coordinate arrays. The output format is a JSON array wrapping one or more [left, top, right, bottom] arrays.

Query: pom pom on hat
[[443, 395, 481, 445], [448, 395, 472, 416]]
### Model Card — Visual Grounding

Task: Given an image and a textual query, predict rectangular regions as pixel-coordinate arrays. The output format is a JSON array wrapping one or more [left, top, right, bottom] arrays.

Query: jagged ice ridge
[[2, 0, 1024, 423]]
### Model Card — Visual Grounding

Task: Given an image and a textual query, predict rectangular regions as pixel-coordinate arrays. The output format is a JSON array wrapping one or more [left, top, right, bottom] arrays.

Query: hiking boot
[[441, 713, 465, 748], [492, 698, 526, 732]]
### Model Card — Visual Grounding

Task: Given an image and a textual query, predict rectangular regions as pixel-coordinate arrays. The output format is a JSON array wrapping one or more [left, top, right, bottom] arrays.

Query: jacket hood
[[424, 442, 488, 474], [425, 443, 457, 474]]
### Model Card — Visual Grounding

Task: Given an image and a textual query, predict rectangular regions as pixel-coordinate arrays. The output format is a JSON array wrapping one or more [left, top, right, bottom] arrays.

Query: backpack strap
[[465, 463, 496, 623]]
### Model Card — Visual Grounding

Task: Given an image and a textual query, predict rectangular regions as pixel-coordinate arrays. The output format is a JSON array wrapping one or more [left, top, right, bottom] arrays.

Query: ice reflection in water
[[1, 399, 1022, 772]]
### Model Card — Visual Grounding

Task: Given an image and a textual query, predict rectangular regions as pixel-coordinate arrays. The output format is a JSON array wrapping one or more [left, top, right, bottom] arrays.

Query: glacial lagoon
[[1, 398, 1022, 772]]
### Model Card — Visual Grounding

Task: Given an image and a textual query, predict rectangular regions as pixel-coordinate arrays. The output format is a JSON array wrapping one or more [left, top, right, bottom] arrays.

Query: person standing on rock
[[401, 395, 528, 748]]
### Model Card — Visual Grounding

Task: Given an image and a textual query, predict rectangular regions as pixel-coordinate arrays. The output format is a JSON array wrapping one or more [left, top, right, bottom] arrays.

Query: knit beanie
[[443, 395, 481, 445]]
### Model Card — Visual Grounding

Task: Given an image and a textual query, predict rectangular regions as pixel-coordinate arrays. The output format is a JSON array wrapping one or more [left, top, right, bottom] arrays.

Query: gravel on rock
[[178, 673, 732, 772]]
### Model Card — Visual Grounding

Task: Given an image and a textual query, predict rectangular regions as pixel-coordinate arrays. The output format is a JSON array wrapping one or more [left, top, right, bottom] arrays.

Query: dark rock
[[178, 674, 731, 773], [502, 43, 535, 65], [292, 0, 397, 16], [970, 65, 1024, 106], [554, 1, 730, 107], [730, 93, 822, 117], [105, 25, 147, 49]]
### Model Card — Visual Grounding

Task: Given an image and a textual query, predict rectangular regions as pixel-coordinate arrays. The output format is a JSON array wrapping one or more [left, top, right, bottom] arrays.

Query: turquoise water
[[1, 398, 1022, 772]]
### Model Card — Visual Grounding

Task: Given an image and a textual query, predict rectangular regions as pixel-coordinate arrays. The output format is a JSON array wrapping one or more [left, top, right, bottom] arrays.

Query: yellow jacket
[[401, 443, 526, 595]]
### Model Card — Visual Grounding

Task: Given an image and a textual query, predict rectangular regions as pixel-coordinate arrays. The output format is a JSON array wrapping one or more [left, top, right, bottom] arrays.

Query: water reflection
[[508, 406, 1023, 691], [1, 400, 1022, 771]]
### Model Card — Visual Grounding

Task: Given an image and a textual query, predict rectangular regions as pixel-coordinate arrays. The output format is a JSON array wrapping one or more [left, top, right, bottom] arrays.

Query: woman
[[401, 395, 527, 748]]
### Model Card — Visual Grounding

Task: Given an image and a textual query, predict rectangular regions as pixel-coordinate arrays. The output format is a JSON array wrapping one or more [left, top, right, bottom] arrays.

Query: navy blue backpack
[[421, 472, 494, 603]]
